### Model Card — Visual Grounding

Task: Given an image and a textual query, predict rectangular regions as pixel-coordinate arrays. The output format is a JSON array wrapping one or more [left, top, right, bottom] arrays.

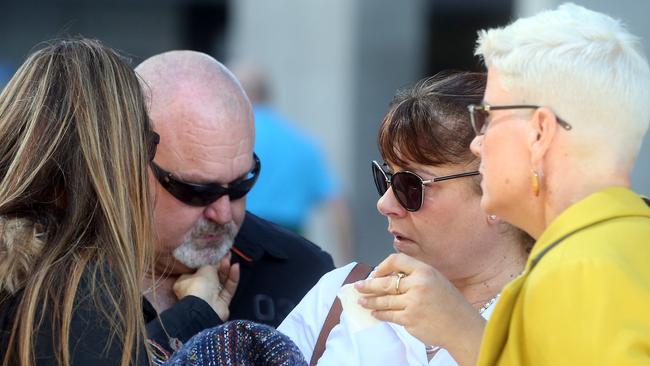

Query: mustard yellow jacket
[[477, 187, 650, 366]]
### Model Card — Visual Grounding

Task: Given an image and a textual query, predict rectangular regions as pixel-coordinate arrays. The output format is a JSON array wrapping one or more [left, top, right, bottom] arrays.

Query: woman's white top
[[278, 262, 498, 366]]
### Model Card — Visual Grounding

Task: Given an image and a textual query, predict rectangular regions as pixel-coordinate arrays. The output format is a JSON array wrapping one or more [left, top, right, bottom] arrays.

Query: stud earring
[[488, 214, 497, 221]]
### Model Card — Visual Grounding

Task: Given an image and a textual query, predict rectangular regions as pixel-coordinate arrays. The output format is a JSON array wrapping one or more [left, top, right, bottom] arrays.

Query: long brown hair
[[0, 39, 154, 366]]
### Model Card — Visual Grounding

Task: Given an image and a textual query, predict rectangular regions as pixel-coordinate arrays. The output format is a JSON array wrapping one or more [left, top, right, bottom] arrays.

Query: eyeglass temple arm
[[486, 105, 572, 131], [431, 171, 480, 183]]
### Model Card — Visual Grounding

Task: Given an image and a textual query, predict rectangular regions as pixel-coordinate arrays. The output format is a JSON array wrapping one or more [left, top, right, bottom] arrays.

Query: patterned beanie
[[164, 320, 307, 366]]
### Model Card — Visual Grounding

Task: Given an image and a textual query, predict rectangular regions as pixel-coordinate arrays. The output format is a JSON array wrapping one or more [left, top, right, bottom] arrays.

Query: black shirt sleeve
[[144, 295, 223, 351]]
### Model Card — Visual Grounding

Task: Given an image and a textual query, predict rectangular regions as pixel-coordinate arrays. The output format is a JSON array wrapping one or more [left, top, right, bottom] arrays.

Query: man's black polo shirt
[[229, 212, 335, 327]]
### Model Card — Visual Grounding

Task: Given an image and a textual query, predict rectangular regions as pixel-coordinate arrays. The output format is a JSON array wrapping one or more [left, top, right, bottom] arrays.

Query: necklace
[[425, 345, 441, 355], [478, 293, 500, 315], [425, 294, 500, 356]]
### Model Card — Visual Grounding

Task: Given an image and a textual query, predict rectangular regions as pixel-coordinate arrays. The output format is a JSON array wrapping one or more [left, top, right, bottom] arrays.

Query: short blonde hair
[[476, 3, 650, 167]]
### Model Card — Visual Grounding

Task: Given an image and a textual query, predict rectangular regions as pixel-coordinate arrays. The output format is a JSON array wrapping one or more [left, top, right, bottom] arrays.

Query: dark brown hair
[[378, 71, 535, 251], [378, 71, 485, 168]]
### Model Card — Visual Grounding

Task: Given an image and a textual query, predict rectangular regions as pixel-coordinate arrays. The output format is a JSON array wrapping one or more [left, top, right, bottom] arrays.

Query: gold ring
[[395, 272, 406, 295]]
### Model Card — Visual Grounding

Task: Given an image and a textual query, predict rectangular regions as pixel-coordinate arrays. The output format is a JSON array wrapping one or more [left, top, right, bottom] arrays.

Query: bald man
[[136, 51, 334, 351]]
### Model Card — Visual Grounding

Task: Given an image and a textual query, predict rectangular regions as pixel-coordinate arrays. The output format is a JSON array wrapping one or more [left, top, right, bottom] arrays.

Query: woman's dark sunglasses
[[371, 161, 479, 212], [151, 153, 261, 207]]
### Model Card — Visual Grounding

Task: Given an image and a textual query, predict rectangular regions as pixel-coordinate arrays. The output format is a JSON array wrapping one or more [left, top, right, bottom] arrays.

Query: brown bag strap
[[309, 262, 374, 366]]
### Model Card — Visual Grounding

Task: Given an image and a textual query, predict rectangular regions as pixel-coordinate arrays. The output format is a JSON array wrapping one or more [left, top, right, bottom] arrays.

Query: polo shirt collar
[[232, 213, 290, 262]]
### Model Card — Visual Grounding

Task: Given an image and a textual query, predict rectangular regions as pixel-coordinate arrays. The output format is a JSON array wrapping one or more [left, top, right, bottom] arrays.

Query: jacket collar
[[232, 212, 289, 262], [528, 186, 650, 270]]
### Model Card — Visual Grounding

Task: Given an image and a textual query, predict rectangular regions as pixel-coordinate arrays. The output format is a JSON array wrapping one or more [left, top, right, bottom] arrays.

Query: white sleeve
[[278, 262, 358, 362]]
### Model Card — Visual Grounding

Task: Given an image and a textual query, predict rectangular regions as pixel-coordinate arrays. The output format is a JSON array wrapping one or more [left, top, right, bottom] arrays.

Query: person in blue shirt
[[233, 63, 353, 264], [249, 104, 339, 232]]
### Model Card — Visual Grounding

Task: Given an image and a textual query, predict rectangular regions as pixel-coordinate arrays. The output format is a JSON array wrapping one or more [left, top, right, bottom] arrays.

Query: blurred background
[[1, 0, 648, 266]]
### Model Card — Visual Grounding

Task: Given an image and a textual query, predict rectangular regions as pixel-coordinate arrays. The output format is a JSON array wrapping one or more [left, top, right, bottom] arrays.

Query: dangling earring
[[531, 170, 540, 197]]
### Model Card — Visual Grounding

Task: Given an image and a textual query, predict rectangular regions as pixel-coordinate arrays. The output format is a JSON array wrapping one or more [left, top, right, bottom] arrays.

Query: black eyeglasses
[[151, 153, 261, 207], [147, 131, 160, 162], [467, 104, 572, 136], [372, 161, 479, 212]]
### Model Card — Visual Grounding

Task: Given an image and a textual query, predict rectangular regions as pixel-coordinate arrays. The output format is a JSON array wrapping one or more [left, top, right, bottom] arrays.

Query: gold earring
[[531, 170, 540, 196]]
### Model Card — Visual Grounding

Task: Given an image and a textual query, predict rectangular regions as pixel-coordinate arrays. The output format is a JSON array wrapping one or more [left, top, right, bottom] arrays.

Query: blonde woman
[[469, 4, 650, 365], [0, 39, 157, 365]]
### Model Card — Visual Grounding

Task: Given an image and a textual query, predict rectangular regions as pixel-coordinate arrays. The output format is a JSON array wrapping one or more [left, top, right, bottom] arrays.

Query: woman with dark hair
[[279, 71, 532, 366]]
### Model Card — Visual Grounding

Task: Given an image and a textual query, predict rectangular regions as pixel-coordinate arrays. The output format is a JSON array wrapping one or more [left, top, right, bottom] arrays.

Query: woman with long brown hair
[[279, 71, 532, 366], [0, 39, 157, 365]]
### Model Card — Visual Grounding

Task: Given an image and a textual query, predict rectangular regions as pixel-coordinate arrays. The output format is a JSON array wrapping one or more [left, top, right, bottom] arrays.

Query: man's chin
[[171, 250, 227, 272], [152, 257, 196, 277], [171, 260, 198, 274]]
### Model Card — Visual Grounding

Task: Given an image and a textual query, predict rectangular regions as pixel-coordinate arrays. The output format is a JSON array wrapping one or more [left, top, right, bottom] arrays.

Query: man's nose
[[204, 195, 233, 224]]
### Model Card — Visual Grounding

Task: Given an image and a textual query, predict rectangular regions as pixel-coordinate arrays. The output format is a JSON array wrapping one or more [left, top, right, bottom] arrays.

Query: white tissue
[[337, 283, 380, 333]]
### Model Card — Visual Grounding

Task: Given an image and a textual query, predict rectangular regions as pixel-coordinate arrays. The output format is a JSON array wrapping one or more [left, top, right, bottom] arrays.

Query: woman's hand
[[354, 253, 484, 365], [173, 252, 240, 321]]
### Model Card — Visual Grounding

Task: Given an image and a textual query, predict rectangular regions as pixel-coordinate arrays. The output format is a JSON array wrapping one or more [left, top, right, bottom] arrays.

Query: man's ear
[[529, 107, 558, 166]]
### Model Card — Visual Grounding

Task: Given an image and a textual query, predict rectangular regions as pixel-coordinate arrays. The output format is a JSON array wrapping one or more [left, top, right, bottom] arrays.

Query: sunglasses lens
[[167, 178, 227, 206], [152, 154, 260, 207], [392, 172, 423, 211], [229, 155, 261, 200], [227, 176, 257, 200], [372, 163, 388, 196]]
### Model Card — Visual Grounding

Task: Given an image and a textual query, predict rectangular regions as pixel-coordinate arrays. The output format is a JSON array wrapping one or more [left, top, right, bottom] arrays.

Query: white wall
[[228, 0, 356, 183]]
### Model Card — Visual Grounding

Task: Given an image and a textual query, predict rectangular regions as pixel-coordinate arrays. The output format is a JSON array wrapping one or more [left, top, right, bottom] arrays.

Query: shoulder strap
[[531, 211, 650, 269], [309, 263, 373, 366]]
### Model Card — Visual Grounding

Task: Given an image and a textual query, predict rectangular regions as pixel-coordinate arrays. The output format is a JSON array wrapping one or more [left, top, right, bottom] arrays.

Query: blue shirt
[[247, 105, 339, 230]]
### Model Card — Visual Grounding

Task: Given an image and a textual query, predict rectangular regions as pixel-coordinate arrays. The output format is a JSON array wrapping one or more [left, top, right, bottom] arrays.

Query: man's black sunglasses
[[372, 161, 479, 212], [151, 153, 261, 207]]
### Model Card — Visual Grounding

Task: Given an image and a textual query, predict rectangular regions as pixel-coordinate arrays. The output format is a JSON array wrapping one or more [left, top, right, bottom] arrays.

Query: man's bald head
[[135, 50, 254, 174], [136, 50, 253, 134], [136, 51, 255, 274]]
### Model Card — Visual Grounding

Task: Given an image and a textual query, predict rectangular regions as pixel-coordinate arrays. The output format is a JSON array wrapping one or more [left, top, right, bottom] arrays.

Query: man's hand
[[172, 252, 240, 321]]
